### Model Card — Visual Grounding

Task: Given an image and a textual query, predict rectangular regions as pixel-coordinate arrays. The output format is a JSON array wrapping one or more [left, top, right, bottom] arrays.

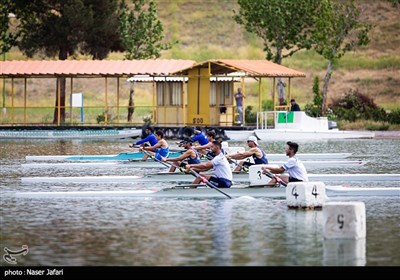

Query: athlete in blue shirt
[[226, 136, 268, 172], [162, 138, 201, 172], [191, 126, 209, 146], [131, 126, 158, 147], [140, 129, 169, 161]]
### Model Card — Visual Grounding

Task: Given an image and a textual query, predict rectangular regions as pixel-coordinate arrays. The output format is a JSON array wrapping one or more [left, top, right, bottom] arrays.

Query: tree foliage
[[119, 0, 174, 60], [233, 0, 320, 105], [119, 0, 174, 122], [304, 76, 323, 117], [330, 89, 387, 123], [233, 0, 320, 64], [80, 0, 124, 59], [15, 0, 122, 123], [311, 0, 372, 115], [0, 0, 21, 56], [387, 0, 400, 7]]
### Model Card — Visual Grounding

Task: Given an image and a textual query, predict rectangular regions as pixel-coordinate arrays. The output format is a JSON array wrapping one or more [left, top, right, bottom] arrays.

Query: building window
[[157, 82, 182, 106], [210, 83, 217, 106], [219, 82, 233, 104], [157, 83, 164, 106]]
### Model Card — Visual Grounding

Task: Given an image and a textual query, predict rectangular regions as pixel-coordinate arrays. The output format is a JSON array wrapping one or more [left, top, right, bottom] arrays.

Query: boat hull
[[21, 159, 367, 170], [15, 185, 400, 199], [224, 130, 256, 141], [25, 151, 183, 161], [20, 172, 400, 184], [25, 152, 352, 162]]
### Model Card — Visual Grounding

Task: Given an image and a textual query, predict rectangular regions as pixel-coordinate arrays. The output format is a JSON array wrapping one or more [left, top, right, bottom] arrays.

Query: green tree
[[120, 0, 173, 60], [16, 0, 121, 124], [119, 0, 174, 122], [311, 0, 371, 115], [1, 0, 21, 114], [388, 0, 400, 7], [0, 1, 20, 57], [233, 0, 320, 105], [312, 76, 322, 108], [80, 0, 123, 59]]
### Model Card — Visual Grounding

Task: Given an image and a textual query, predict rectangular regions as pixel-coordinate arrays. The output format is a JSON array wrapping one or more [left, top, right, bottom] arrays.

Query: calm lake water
[[1, 137, 399, 266]]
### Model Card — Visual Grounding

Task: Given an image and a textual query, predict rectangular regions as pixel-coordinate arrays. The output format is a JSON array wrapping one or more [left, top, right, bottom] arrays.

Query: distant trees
[[312, 0, 371, 115], [234, 0, 372, 117], [15, 0, 122, 124], [387, 0, 400, 6], [119, 0, 174, 121], [120, 0, 174, 60], [11, 0, 171, 124], [233, 0, 320, 105], [0, 0, 20, 58]]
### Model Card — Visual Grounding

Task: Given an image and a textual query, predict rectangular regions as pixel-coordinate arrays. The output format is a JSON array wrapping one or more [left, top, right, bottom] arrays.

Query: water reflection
[[1, 138, 399, 266], [323, 238, 366, 266]]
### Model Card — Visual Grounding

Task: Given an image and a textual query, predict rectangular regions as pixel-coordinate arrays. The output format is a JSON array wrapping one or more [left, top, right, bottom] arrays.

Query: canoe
[[21, 159, 367, 170], [14, 185, 400, 199], [25, 152, 353, 162], [20, 172, 400, 184], [25, 151, 184, 161]]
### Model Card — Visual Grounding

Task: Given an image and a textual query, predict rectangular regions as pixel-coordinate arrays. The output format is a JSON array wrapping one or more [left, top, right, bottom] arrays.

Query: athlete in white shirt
[[262, 141, 308, 185], [186, 141, 232, 188]]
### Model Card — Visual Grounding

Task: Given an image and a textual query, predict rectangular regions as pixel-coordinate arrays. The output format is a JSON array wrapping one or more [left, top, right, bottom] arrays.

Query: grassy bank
[[3, 0, 399, 128]]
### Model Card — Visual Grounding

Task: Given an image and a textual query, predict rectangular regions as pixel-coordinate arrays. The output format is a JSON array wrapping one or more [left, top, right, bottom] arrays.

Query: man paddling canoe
[[193, 130, 217, 158], [139, 130, 169, 161], [262, 141, 308, 185], [186, 141, 233, 188], [162, 138, 201, 172], [226, 136, 269, 172]]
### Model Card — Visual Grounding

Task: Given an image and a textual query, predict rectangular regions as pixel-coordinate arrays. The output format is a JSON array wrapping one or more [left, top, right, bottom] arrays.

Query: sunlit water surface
[[1, 138, 399, 266]]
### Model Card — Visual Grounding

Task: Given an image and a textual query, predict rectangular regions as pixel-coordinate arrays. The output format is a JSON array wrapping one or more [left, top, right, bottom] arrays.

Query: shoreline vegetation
[[2, 0, 399, 131]]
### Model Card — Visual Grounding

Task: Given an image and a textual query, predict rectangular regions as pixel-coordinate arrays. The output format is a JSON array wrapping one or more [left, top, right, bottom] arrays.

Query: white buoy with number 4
[[323, 201, 366, 239], [286, 182, 326, 209]]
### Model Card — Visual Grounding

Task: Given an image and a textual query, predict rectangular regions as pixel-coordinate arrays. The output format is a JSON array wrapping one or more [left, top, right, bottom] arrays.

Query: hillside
[[5, 0, 400, 111], [154, 0, 400, 109]]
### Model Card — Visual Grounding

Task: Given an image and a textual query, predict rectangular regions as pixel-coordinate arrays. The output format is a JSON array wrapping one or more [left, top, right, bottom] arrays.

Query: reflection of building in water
[[323, 238, 366, 266]]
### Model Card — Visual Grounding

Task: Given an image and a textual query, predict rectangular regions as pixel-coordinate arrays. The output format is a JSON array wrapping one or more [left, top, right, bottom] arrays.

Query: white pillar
[[323, 201, 366, 239], [286, 182, 326, 209]]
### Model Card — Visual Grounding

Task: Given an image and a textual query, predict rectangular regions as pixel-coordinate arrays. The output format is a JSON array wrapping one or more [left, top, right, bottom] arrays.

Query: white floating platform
[[0, 128, 141, 139], [254, 129, 375, 141]]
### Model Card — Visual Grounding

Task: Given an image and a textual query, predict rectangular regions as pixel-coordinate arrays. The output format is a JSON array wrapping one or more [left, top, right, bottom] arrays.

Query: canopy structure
[[169, 59, 306, 126], [0, 59, 305, 126]]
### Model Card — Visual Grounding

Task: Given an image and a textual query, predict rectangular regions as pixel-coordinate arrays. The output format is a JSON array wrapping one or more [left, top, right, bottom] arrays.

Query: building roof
[[173, 59, 306, 77], [0, 59, 196, 78], [0, 59, 305, 79]]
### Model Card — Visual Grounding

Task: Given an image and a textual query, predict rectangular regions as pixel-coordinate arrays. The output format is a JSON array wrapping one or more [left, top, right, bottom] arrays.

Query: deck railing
[[256, 111, 288, 130]]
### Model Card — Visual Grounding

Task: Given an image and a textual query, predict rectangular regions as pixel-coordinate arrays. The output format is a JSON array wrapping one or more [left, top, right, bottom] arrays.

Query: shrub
[[96, 114, 105, 124], [304, 104, 322, 117], [262, 99, 274, 111], [304, 76, 323, 117], [387, 109, 400, 124], [330, 89, 387, 122], [245, 105, 257, 124], [366, 123, 390, 131]]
